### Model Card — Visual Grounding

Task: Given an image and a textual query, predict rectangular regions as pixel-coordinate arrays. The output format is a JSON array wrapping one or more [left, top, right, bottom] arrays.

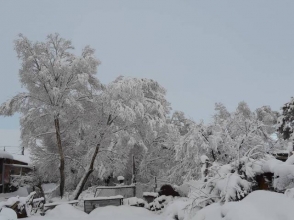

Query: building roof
[[12, 154, 31, 165], [0, 150, 13, 160]]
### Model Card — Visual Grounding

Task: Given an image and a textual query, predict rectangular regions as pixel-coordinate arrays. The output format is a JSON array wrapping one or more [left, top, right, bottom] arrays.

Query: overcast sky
[[1, 0, 294, 146]]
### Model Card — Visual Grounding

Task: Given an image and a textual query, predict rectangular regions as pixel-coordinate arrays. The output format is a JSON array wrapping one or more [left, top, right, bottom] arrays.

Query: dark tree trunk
[[73, 134, 104, 200], [54, 118, 65, 198]]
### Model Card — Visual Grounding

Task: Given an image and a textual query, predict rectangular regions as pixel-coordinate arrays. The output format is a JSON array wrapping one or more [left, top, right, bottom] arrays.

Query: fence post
[[154, 177, 157, 192]]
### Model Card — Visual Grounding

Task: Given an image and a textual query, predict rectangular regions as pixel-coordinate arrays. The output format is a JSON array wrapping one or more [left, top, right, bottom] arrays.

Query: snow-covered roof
[[12, 154, 31, 165], [0, 150, 13, 160]]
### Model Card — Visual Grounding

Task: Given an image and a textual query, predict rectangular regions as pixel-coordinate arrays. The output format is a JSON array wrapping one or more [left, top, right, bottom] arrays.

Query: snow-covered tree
[[0, 33, 102, 197], [71, 77, 171, 199], [167, 102, 279, 184], [277, 97, 294, 153]]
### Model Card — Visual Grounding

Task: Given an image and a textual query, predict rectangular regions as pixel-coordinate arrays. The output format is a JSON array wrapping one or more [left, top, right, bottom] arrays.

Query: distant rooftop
[[0, 149, 31, 165]]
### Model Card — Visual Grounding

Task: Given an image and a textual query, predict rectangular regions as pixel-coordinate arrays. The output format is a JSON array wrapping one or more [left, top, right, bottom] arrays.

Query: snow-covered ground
[[2, 189, 294, 220], [26, 204, 163, 220], [193, 190, 294, 220]]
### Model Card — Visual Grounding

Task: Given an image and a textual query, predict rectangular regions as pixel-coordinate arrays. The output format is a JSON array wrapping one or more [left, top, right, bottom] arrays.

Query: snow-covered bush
[[167, 102, 279, 185], [187, 154, 267, 210]]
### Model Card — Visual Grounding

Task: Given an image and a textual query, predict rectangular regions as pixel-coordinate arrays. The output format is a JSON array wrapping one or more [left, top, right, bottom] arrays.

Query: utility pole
[[132, 155, 136, 184], [132, 155, 136, 197]]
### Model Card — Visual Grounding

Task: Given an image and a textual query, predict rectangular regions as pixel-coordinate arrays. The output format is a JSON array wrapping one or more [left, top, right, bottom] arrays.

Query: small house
[[0, 150, 32, 193]]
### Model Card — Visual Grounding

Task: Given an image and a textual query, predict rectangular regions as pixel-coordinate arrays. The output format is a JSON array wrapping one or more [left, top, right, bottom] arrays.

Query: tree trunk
[[54, 118, 65, 198], [72, 135, 104, 200], [37, 182, 46, 204]]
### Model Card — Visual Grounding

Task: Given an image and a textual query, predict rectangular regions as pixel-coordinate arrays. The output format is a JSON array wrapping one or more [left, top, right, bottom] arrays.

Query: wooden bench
[[40, 200, 79, 215], [84, 196, 123, 214]]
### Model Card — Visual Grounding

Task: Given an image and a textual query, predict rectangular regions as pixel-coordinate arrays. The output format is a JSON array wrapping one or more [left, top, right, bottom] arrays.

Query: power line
[[0, 146, 24, 155]]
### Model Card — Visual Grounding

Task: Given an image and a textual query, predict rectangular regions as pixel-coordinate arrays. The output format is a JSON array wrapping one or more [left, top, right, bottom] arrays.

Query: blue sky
[[1, 0, 294, 146]]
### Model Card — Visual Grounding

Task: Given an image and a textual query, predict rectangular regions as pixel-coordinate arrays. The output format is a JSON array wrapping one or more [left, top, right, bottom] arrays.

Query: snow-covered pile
[[0, 208, 17, 220], [162, 197, 192, 220], [193, 190, 294, 220], [88, 205, 161, 220], [45, 204, 88, 220], [188, 160, 252, 208]]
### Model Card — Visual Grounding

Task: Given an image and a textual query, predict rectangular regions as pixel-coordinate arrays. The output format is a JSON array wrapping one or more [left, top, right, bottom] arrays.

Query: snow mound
[[193, 191, 294, 220], [285, 188, 294, 199], [162, 197, 192, 220], [88, 205, 161, 220], [46, 204, 88, 219], [0, 208, 17, 220], [191, 203, 222, 220]]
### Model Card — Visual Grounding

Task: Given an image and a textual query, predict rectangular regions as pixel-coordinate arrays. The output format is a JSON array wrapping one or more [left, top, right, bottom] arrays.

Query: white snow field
[[25, 204, 163, 220], [2, 190, 294, 220]]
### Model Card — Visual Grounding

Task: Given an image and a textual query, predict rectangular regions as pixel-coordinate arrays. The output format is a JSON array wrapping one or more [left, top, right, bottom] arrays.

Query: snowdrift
[[193, 190, 294, 220]]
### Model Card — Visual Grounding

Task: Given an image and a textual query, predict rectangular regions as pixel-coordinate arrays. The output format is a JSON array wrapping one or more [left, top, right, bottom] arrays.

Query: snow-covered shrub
[[167, 103, 279, 185], [187, 155, 263, 210], [148, 195, 173, 212]]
